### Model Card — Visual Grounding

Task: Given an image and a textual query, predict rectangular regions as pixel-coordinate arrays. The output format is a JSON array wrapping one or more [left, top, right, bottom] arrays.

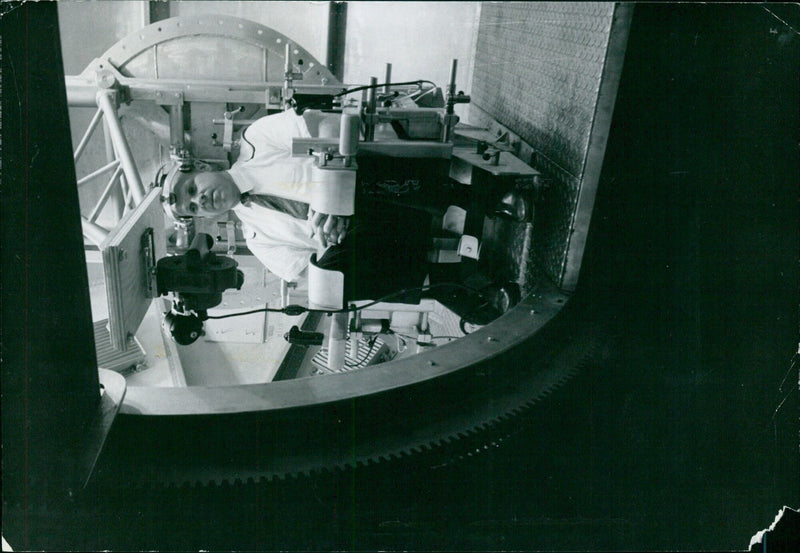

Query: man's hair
[[152, 158, 219, 220]]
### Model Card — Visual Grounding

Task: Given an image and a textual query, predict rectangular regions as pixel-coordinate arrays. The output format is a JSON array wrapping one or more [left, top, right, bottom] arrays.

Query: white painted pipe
[[339, 111, 360, 157], [96, 91, 145, 204], [73, 107, 104, 162], [327, 312, 348, 372], [88, 165, 124, 223], [81, 217, 109, 247], [76, 159, 120, 187]]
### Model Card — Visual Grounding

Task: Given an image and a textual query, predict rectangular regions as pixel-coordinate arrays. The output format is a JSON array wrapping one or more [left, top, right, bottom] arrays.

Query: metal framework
[[68, 15, 345, 246], [76, 90, 148, 246]]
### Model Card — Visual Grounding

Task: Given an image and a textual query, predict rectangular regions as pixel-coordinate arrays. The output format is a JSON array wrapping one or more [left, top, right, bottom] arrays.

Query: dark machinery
[[157, 233, 244, 345]]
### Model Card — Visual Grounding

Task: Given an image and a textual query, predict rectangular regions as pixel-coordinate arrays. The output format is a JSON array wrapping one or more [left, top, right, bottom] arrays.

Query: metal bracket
[[280, 279, 297, 308], [362, 113, 381, 126], [266, 87, 282, 107], [141, 227, 158, 297], [457, 235, 481, 260], [154, 89, 184, 106], [94, 68, 118, 90], [225, 221, 237, 256], [222, 108, 243, 152]]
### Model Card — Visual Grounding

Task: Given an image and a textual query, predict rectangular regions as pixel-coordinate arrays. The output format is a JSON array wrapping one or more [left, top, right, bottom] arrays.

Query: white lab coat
[[227, 110, 324, 282]]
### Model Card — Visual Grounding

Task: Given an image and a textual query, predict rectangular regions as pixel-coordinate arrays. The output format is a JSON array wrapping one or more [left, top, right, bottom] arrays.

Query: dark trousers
[[316, 197, 432, 303]]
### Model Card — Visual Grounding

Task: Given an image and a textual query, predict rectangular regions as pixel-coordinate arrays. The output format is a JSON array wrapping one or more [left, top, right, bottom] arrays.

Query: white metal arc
[[79, 15, 339, 86]]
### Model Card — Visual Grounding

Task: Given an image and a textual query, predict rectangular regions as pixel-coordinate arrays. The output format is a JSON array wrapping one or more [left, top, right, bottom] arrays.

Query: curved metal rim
[[121, 281, 569, 416], [81, 15, 339, 85]]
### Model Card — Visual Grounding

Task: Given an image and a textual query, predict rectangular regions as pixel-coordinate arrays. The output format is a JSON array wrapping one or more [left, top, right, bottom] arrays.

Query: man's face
[[171, 169, 239, 217]]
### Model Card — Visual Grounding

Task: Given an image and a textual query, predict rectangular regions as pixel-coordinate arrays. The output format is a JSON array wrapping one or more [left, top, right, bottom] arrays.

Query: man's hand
[[309, 208, 350, 248]]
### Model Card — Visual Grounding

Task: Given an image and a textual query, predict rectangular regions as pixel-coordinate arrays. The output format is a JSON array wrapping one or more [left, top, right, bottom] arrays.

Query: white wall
[[343, 2, 481, 121], [58, 1, 148, 74]]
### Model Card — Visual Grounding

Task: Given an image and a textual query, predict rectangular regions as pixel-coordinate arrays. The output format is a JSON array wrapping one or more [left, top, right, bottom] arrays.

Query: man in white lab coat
[[157, 109, 433, 302]]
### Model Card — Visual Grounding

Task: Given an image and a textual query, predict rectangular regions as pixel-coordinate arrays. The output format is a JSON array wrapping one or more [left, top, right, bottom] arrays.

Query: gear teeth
[[94, 319, 614, 487]]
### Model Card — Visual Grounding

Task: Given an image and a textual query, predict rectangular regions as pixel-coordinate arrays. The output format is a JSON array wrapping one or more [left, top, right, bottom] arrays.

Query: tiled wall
[[470, 2, 616, 286]]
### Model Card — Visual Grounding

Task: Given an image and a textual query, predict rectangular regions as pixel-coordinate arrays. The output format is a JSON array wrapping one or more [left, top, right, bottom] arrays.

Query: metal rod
[[419, 311, 429, 333], [284, 42, 292, 75], [81, 217, 109, 246], [66, 81, 101, 107], [117, 174, 133, 214], [122, 176, 134, 209], [442, 59, 459, 143], [384, 63, 392, 93], [73, 108, 104, 162], [280, 279, 290, 308], [365, 77, 377, 142], [327, 312, 349, 371], [102, 118, 125, 220], [65, 75, 344, 101], [283, 42, 293, 109], [367, 77, 378, 113], [446, 58, 458, 114], [88, 165, 124, 223], [96, 91, 145, 204], [325, 1, 347, 82], [349, 310, 362, 361], [76, 159, 120, 187], [168, 103, 185, 153]]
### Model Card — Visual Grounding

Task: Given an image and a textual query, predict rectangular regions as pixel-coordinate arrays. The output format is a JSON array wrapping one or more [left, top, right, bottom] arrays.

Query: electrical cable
[[409, 85, 437, 102], [340, 336, 379, 369], [391, 330, 463, 342], [334, 79, 437, 98], [296, 80, 437, 115], [205, 282, 486, 320], [394, 83, 437, 104], [389, 330, 466, 347]]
